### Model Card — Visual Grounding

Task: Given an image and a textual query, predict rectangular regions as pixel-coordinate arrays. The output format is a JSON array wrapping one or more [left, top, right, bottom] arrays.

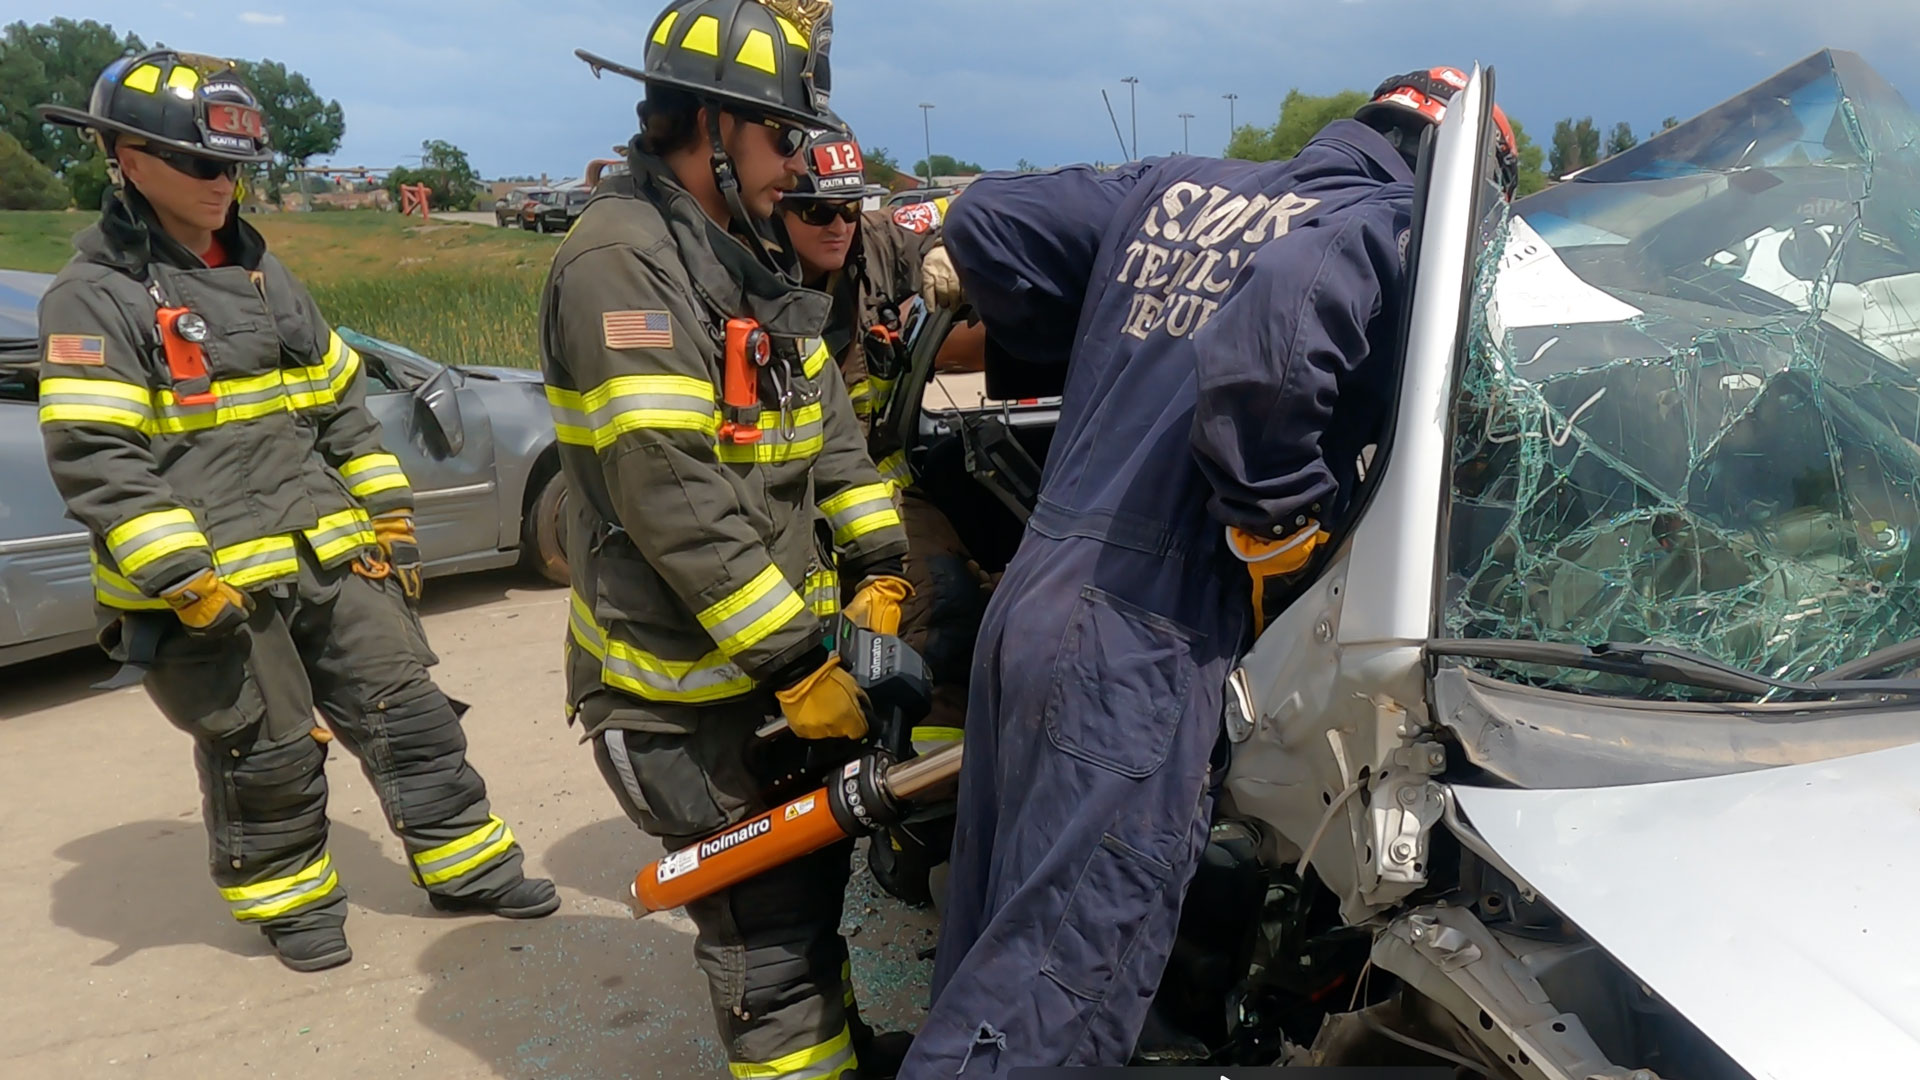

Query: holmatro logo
[[699, 817, 771, 859]]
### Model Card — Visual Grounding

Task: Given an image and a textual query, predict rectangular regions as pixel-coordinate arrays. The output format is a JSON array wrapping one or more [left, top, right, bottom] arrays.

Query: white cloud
[[239, 11, 286, 25]]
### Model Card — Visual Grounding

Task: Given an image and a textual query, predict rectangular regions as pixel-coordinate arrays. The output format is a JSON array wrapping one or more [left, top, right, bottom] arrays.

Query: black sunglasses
[[788, 200, 861, 227], [747, 115, 809, 158], [132, 143, 241, 181]]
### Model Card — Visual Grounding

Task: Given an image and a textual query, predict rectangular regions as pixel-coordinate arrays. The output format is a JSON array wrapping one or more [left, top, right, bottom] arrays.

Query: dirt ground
[[0, 572, 936, 1079]]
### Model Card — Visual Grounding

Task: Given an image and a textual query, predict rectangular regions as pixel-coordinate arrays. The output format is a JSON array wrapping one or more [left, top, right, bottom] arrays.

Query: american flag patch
[[46, 334, 106, 366], [603, 310, 674, 350]]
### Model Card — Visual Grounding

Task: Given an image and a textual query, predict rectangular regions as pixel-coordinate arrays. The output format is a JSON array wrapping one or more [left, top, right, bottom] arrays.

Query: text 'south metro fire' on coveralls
[[901, 119, 1417, 1076]]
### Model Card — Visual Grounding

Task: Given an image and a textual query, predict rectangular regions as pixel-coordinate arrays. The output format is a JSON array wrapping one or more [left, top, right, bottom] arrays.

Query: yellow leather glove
[[372, 511, 424, 601], [774, 656, 870, 740], [843, 575, 913, 636], [161, 568, 254, 638], [1227, 524, 1329, 632], [920, 246, 963, 310]]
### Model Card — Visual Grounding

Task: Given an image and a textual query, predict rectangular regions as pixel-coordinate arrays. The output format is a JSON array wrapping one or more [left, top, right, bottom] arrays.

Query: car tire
[[522, 467, 569, 587]]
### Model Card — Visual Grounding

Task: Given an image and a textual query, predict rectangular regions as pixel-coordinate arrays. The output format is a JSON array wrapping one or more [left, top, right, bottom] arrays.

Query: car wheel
[[522, 467, 569, 586]]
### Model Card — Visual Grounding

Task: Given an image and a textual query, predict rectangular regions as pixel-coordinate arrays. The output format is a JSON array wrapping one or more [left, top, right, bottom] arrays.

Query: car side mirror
[[412, 365, 466, 456]]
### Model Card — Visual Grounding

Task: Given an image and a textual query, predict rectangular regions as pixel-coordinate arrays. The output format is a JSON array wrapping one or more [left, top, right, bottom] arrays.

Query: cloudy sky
[[23, 0, 1920, 180]]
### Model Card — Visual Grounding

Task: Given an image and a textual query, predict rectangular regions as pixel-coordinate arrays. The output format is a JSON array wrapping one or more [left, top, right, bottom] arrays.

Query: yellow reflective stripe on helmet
[[569, 590, 608, 660], [413, 815, 517, 887], [774, 15, 809, 49], [38, 377, 158, 433], [340, 452, 410, 499], [803, 339, 830, 380], [219, 853, 341, 922], [214, 534, 299, 589], [304, 508, 377, 564], [652, 9, 679, 44], [681, 13, 721, 55], [602, 639, 755, 704], [124, 63, 163, 94], [106, 507, 209, 574], [91, 556, 171, 611], [727, 1024, 854, 1079], [166, 64, 200, 92], [820, 483, 901, 547], [697, 564, 807, 659], [714, 401, 824, 464], [737, 29, 778, 74]]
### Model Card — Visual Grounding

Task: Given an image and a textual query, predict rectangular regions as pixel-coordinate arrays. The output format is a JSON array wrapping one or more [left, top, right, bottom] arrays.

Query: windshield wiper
[[1428, 638, 1920, 700]]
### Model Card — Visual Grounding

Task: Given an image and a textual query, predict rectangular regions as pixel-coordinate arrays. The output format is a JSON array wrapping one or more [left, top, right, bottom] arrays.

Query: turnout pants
[[140, 549, 527, 933], [900, 534, 1240, 1077], [586, 692, 873, 1080]]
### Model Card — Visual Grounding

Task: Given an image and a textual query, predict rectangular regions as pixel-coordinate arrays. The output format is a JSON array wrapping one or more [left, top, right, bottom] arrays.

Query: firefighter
[[776, 124, 983, 906], [545, 2, 912, 1076], [901, 69, 1520, 1074], [33, 51, 556, 974]]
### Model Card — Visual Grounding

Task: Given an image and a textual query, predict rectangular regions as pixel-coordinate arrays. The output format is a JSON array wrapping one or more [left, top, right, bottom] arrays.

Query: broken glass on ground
[[1443, 50, 1920, 697]]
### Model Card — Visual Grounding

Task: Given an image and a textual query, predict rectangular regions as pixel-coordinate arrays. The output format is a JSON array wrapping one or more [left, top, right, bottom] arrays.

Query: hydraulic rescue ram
[[632, 619, 961, 912]]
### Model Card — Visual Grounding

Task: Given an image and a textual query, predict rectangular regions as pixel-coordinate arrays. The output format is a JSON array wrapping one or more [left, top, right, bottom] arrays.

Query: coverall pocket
[[145, 629, 263, 741], [1042, 586, 1198, 779], [1039, 832, 1175, 1004]]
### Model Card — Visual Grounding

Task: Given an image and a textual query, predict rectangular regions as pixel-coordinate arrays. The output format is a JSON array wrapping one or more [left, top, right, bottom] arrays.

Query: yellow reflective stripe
[[911, 726, 964, 753], [340, 452, 410, 498], [652, 9, 679, 44], [39, 377, 158, 432], [714, 402, 825, 464], [91, 556, 171, 611], [802, 340, 830, 379], [106, 508, 209, 573], [840, 959, 855, 1008], [156, 371, 293, 433], [547, 376, 720, 450], [124, 63, 162, 93], [218, 853, 341, 921], [214, 535, 299, 589], [804, 566, 839, 618], [682, 13, 721, 54], [728, 1025, 854, 1080], [774, 14, 809, 49], [820, 483, 902, 547], [697, 564, 808, 659], [737, 28, 778, 74], [304, 508, 377, 563], [876, 450, 911, 493], [569, 590, 608, 660], [602, 639, 755, 703], [413, 816, 517, 886], [166, 64, 200, 91]]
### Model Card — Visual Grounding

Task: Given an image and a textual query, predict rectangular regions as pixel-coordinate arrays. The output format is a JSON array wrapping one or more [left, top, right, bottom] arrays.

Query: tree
[[0, 129, 68, 209], [1225, 88, 1371, 162], [1605, 120, 1638, 158], [387, 139, 480, 211], [1508, 118, 1548, 199], [1549, 116, 1601, 178], [232, 58, 344, 200], [1014, 158, 1043, 173], [864, 145, 901, 189], [1652, 115, 1680, 140], [913, 153, 983, 178], [0, 19, 144, 176]]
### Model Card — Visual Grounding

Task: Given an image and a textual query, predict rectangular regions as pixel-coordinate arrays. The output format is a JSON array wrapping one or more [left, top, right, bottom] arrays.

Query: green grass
[[0, 209, 553, 369]]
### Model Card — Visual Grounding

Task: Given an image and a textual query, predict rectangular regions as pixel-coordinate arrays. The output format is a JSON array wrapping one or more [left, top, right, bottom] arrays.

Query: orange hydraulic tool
[[718, 317, 769, 445], [156, 307, 217, 405]]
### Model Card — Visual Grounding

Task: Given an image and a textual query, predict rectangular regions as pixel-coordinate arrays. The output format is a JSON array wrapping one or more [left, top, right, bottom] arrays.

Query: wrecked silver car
[[1203, 49, 1920, 1078]]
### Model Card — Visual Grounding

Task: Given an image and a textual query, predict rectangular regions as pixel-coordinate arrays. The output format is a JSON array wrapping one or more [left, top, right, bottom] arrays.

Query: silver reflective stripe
[[783, 1041, 857, 1080], [216, 544, 294, 579], [109, 519, 201, 562], [602, 730, 651, 816], [601, 644, 754, 702], [701, 574, 805, 657], [158, 379, 286, 421], [306, 517, 370, 551], [413, 819, 509, 884]]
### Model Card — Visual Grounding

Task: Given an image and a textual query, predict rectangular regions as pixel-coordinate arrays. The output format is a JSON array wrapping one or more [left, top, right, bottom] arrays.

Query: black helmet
[[39, 49, 272, 164], [579, 0, 838, 130], [785, 115, 887, 201]]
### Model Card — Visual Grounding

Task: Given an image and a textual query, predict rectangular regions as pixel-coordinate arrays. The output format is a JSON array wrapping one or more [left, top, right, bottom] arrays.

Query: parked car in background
[[531, 188, 591, 234], [885, 187, 954, 208], [517, 188, 562, 230], [0, 270, 567, 668], [493, 187, 538, 227]]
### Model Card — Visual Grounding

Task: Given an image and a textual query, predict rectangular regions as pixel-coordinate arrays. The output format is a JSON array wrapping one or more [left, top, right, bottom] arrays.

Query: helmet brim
[[38, 103, 274, 165], [780, 183, 888, 204], [575, 49, 845, 132]]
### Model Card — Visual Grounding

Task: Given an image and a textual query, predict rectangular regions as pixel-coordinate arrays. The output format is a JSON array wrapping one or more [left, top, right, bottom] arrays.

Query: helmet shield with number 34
[[39, 49, 272, 164]]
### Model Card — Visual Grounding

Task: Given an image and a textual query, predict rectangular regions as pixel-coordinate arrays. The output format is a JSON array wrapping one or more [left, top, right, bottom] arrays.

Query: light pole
[[1178, 112, 1194, 155], [918, 102, 936, 186], [1223, 92, 1238, 143], [1121, 76, 1139, 160]]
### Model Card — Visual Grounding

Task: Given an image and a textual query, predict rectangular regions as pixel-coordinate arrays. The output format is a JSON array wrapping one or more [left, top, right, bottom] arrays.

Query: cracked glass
[[1444, 51, 1920, 696]]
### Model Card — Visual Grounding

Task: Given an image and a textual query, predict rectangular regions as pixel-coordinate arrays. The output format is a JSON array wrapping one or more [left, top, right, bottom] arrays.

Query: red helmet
[[1356, 66, 1519, 196]]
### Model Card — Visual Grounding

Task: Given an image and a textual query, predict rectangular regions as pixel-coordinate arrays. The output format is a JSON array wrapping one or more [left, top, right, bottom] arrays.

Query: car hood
[[456, 364, 542, 385], [1453, 742, 1920, 1078]]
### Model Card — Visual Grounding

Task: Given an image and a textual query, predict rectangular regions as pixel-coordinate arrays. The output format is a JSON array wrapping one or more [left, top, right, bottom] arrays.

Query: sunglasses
[[129, 143, 241, 181], [788, 200, 861, 227], [749, 116, 810, 158]]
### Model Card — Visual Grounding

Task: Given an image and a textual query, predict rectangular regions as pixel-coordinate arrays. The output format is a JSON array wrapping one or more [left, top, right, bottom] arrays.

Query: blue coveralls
[[901, 120, 1416, 1077]]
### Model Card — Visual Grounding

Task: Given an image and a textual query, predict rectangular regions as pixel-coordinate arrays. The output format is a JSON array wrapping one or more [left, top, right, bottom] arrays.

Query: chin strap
[[705, 105, 791, 281]]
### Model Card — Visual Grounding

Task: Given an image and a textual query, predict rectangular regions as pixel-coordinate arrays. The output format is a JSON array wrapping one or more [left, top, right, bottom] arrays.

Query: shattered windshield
[[1443, 50, 1920, 695]]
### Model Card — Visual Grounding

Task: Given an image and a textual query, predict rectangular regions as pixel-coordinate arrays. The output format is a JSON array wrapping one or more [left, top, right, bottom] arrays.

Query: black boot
[[428, 877, 560, 919], [851, 1021, 914, 1080], [263, 924, 352, 973]]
